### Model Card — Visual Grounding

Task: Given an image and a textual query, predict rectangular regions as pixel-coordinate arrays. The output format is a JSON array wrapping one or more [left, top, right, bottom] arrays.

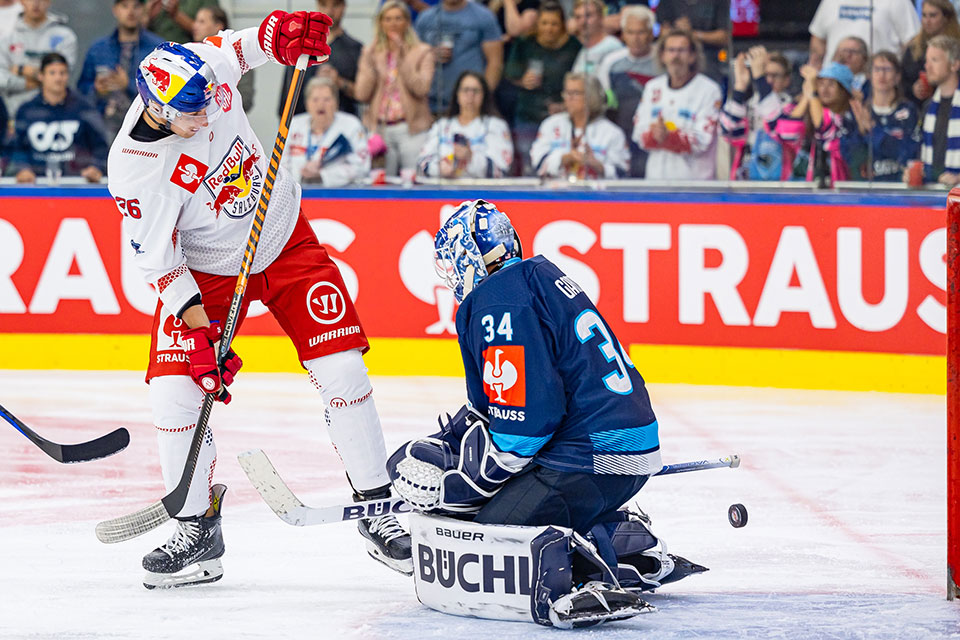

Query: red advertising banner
[[0, 195, 946, 356]]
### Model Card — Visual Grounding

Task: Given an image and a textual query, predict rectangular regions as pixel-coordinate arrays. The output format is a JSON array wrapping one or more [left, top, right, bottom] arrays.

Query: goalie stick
[[1, 402, 130, 463], [94, 54, 313, 544], [238, 449, 741, 527]]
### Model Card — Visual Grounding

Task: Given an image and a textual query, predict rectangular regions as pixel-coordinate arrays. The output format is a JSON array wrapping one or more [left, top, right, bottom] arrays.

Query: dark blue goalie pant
[[472, 465, 648, 534]]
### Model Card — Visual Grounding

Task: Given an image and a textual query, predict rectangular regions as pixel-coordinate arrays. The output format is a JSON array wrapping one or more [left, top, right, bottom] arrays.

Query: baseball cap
[[817, 62, 854, 94]]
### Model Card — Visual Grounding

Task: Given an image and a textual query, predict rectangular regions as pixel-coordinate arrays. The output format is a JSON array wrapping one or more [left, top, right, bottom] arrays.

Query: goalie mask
[[434, 200, 522, 302], [136, 42, 221, 132]]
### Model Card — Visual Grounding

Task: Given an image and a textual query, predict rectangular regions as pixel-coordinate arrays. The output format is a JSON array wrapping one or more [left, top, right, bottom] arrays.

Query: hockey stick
[[238, 449, 741, 527], [1, 402, 130, 463], [95, 54, 312, 544]]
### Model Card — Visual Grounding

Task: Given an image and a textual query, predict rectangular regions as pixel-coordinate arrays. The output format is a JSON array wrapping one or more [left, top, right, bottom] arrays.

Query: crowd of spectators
[[2, 0, 960, 188]]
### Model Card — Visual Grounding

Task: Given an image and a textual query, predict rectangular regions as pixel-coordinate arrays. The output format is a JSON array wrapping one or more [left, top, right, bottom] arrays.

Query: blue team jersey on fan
[[456, 255, 662, 475]]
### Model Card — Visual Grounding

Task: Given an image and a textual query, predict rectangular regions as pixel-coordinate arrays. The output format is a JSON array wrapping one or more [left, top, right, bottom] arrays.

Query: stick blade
[[95, 500, 170, 543], [237, 449, 308, 526], [59, 428, 131, 464]]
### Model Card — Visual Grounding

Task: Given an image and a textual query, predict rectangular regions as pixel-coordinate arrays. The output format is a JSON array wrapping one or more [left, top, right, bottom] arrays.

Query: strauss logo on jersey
[[169, 153, 209, 194], [482, 346, 525, 407], [203, 135, 262, 218]]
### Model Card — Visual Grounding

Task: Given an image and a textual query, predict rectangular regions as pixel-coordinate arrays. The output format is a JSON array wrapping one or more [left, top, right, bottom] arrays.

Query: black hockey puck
[[728, 503, 748, 528]]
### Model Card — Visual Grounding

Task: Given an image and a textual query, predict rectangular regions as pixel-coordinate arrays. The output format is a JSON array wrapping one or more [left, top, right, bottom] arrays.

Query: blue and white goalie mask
[[434, 200, 522, 302]]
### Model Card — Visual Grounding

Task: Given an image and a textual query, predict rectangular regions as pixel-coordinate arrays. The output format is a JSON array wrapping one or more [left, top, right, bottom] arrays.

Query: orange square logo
[[482, 345, 526, 406]]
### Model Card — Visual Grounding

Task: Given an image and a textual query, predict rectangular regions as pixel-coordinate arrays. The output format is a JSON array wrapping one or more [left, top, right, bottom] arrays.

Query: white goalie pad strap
[[410, 513, 571, 623]]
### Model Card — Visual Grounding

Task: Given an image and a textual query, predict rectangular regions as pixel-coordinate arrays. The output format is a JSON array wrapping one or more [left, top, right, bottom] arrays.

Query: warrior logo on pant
[[307, 281, 347, 324]]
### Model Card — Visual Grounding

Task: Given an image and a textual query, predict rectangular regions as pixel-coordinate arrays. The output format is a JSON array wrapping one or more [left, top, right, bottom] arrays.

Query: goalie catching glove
[[259, 10, 332, 66], [181, 322, 242, 404], [387, 405, 530, 513]]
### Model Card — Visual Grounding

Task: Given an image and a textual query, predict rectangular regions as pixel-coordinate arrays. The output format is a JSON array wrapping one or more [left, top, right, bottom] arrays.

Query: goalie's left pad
[[387, 405, 530, 514], [409, 513, 654, 627]]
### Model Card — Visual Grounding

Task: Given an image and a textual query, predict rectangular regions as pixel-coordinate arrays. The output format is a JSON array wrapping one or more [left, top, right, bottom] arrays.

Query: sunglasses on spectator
[[836, 47, 865, 57]]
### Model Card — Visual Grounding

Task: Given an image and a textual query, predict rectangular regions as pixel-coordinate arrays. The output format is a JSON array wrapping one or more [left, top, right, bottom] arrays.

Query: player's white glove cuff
[[392, 456, 443, 511]]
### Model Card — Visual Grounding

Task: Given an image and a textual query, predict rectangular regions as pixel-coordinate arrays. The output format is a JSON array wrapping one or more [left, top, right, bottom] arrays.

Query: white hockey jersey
[[282, 111, 370, 187], [632, 73, 722, 181], [530, 112, 628, 179], [416, 115, 514, 178], [107, 28, 301, 318]]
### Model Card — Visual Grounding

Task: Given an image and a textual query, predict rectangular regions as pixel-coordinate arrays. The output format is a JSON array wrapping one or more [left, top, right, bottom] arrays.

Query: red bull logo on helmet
[[144, 57, 188, 103]]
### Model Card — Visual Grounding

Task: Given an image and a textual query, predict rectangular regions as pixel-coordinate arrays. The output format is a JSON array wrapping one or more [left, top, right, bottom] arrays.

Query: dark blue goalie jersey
[[456, 255, 663, 475]]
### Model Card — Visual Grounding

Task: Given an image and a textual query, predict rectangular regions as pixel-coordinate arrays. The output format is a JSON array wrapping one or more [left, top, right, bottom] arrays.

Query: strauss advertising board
[[0, 190, 946, 392]]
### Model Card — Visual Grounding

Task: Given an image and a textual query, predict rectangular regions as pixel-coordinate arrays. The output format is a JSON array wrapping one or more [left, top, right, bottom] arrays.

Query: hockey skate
[[615, 507, 708, 591], [142, 484, 227, 589], [548, 581, 655, 629], [355, 485, 412, 576]]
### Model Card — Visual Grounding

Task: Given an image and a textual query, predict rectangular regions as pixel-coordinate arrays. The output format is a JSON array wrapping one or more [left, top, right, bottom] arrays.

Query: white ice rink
[[0, 370, 957, 639]]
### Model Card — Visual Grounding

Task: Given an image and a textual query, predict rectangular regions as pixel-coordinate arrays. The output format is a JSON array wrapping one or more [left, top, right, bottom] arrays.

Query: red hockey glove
[[259, 10, 332, 66], [181, 322, 243, 404]]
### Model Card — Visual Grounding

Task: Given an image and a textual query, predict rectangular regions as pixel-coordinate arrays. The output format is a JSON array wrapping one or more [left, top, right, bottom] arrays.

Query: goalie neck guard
[[136, 42, 221, 130], [434, 200, 522, 302]]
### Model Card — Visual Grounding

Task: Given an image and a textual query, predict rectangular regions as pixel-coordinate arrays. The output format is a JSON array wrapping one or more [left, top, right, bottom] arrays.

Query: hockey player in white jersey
[[106, 10, 411, 588]]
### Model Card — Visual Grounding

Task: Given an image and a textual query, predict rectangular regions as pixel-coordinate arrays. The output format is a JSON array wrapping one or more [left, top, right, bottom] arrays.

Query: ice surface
[[0, 370, 957, 639]]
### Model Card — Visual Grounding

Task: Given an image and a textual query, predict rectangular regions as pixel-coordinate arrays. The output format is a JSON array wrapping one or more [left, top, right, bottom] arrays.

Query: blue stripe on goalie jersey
[[490, 431, 552, 457], [589, 422, 659, 453], [456, 256, 659, 474]]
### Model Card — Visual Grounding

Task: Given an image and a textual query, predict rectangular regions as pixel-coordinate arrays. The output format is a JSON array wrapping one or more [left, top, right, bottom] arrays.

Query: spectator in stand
[[903, 0, 960, 108], [531, 72, 628, 179], [415, 0, 503, 114], [633, 29, 721, 181], [0, 0, 21, 40], [7, 53, 107, 183], [843, 51, 921, 180], [597, 4, 659, 177], [417, 71, 513, 178], [399, 0, 438, 22], [78, 0, 164, 144], [500, 0, 539, 39], [279, 0, 363, 119], [833, 36, 870, 93], [0, 0, 77, 118], [808, 0, 919, 69], [571, 0, 624, 77], [192, 6, 254, 110], [503, 1, 581, 174], [0, 96, 7, 174], [720, 46, 793, 180], [282, 77, 370, 187], [143, 0, 218, 44], [789, 62, 856, 183], [356, 0, 435, 177], [912, 35, 960, 185], [655, 0, 731, 84]]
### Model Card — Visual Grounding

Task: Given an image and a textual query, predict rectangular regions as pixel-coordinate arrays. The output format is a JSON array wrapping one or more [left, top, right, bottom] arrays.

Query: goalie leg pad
[[149, 375, 217, 518], [305, 349, 388, 491], [409, 513, 652, 627]]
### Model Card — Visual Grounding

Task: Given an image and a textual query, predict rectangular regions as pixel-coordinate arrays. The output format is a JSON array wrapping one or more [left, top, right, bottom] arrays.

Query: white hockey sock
[[149, 375, 217, 518], [304, 349, 389, 492]]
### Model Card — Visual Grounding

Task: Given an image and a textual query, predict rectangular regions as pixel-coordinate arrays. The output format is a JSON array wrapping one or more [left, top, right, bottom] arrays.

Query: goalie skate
[[548, 581, 655, 629], [142, 484, 227, 590], [355, 485, 413, 576]]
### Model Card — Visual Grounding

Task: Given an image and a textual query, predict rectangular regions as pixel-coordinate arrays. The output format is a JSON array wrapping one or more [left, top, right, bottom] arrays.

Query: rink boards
[[0, 187, 947, 393]]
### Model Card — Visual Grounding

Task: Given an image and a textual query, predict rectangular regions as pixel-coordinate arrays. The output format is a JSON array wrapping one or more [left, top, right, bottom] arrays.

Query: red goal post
[[948, 187, 960, 600]]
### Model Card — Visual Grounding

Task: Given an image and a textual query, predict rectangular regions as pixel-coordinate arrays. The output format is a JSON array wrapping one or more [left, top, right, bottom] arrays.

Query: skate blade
[[143, 559, 224, 590], [365, 541, 413, 576], [552, 601, 656, 629]]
